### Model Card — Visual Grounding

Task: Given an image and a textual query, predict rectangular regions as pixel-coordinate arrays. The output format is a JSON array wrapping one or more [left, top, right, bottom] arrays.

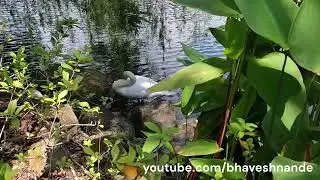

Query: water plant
[[149, 0, 320, 179]]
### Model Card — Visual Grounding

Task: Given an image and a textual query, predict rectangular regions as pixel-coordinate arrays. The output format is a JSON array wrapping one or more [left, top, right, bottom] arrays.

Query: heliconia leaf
[[289, 0, 320, 75], [181, 86, 195, 108], [149, 62, 224, 92], [271, 156, 320, 180], [246, 53, 307, 151], [234, 0, 299, 48], [173, 0, 240, 17], [177, 139, 223, 156]]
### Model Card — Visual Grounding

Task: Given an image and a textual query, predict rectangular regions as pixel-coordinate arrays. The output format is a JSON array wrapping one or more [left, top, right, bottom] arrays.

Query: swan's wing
[[135, 76, 157, 89]]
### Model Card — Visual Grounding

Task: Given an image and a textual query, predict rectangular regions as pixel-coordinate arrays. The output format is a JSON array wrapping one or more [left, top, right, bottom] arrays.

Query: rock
[[129, 101, 198, 150], [173, 118, 198, 152], [13, 139, 52, 178], [131, 101, 179, 130], [80, 107, 135, 138], [57, 104, 79, 137]]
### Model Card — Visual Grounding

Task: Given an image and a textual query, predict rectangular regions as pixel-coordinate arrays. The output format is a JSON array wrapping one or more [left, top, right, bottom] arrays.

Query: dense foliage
[[149, 0, 320, 179]]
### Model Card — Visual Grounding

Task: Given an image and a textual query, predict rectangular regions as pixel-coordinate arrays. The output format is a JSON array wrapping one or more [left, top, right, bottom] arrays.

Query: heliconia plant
[[149, 0, 320, 179]]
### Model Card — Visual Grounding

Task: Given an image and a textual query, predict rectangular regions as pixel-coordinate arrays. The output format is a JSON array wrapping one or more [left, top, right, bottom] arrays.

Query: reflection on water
[[0, 0, 225, 81]]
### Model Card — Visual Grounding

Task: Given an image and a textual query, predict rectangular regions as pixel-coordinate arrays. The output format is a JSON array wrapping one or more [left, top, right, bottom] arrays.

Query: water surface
[[0, 0, 225, 81]]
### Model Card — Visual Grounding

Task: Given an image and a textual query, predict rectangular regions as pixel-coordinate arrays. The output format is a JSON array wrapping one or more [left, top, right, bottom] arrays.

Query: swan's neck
[[112, 71, 136, 88]]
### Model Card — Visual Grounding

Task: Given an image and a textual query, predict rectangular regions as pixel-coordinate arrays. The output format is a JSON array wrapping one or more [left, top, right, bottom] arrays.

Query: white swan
[[112, 71, 173, 98]]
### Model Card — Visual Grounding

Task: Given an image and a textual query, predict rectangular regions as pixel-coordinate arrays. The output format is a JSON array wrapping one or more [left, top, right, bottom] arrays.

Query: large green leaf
[[247, 53, 307, 151], [177, 139, 223, 156], [189, 158, 245, 179], [289, 0, 320, 74], [173, 0, 240, 17], [234, 0, 298, 48], [271, 156, 320, 180], [149, 62, 223, 92]]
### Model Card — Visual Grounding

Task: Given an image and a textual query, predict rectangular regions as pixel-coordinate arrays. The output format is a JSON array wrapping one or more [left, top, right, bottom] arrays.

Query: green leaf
[[162, 127, 180, 136], [111, 145, 120, 161], [210, 27, 227, 47], [58, 90, 68, 100], [234, 0, 298, 48], [79, 101, 90, 109], [173, 0, 240, 17], [10, 118, 20, 129], [289, 0, 320, 74], [181, 86, 195, 108], [61, 63, 73, 70], [0, 82, 8, 88], [62, 70, 69, 81], [142, 136, 161, 153], [271, 156, 320, 180], [149, 62, 223, 92], [224, 18, 248, 59], [144, 122, 161, 133], [177, 139, 223, 156], [83, 147, 95, 156], [117, 146, 136, 164], [12, 80, 23, 88], [6, 99, 17, 115], [127, 146, 136, 163], [190, 158, 245, 179], [247, 53, 307, 151], [231, 86, 257, 121], [182, 43, 208, 62], [15, 104, 26, 115], [158, 154, 169, 165]]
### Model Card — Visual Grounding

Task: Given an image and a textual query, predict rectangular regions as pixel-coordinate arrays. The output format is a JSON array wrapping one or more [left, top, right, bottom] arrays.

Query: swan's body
[[112, 71, 173, 98]]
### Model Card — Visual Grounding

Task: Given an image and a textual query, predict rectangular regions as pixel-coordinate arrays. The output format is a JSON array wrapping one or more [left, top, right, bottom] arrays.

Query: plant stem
[[216, 30, 254, 157], [217, 40, 250, 147]]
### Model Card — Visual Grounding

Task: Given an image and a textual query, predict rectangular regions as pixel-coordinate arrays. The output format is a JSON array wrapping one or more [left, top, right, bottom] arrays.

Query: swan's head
[[112, 71, 137, 89]]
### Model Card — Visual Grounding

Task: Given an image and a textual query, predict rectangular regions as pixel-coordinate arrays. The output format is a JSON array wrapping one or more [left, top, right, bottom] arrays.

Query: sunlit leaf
[[144, 122, 161, 133], [181, 86, 194, 108], [58, 90, 68, 100], [234, 0, 298, 48], [142, 136, 161, 153], [178, 139, 223, 156], [6, 99, 17, 115], [149, 62, 223, 92], [61, 63, 73, 70], [12, 80, 23, 88]]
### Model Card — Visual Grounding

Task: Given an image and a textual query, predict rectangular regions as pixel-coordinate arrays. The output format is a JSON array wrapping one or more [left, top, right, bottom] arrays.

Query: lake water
[[0, 0, 225, 81]]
